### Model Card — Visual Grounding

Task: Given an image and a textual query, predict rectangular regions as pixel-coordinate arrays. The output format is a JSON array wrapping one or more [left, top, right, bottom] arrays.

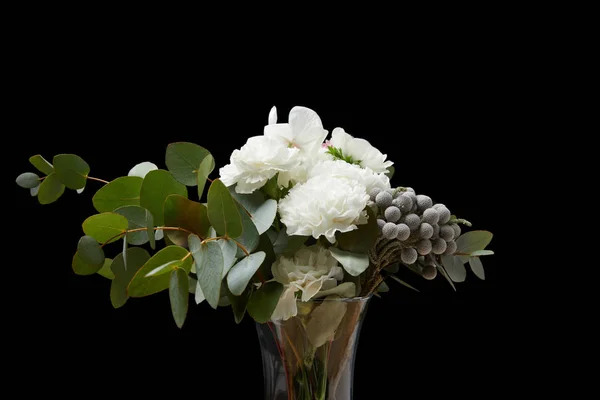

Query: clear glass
[[256, 295, 372, 400]]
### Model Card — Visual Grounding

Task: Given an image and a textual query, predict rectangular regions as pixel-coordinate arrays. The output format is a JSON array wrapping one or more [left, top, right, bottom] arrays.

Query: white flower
[[270, 245, 344, 321], [278, 175, 370, 243], [219, 136, 300, 194], [328, 128, 393, 173], [309, 160, 391, 194], [128, 161, 158, 178]]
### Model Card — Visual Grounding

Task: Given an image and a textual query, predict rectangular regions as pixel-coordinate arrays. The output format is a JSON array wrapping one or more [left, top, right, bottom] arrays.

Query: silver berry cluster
[[370, 187, 462, 278]]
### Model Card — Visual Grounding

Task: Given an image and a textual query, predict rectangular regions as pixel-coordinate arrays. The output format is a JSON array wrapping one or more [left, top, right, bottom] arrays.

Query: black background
[[9, 44, 517, 398]]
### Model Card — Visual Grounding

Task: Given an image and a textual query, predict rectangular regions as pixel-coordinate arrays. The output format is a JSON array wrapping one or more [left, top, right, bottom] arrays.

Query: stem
[[234, 240, 250, 256], [87, 176, 110, 184], [267, 322, 293, 400], [100, 226, 194, 247]]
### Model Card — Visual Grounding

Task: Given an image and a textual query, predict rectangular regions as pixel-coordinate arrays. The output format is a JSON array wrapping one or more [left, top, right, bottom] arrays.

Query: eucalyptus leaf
[[384, 263, 400, 273], [189, 234, 223, 309], [328, 247, 369, 277], [82, 212, 129, 244], [140, 169, 187, 226], [72, 252, 103, 276], [272, 226, 308, 256], [227, 252, 266, 296], [469, 257, 485, 280], [262, 174, 281, 200], [188, 276, 197, 294], [165, 142, 210, 186], [77, 235, 105, 268], [385, 165, 395, 180], [38, 173, 65, 205], [441, 255, 467, 283], [255, 233, 276, 281], [305, 297, 347, 348], [145, 260, 182, 277], [163, 194, 210, 246], [376, 281, 389, 293], [227, 286, 252, 324], [436, 262, 457, 291], [388, 274, 420, 292], [228, 187, 265, 213], [16, 172, 40, 189], [247, 281, 283, 324], [207, 179, 243, 238], [97, 258, 115, 280], [110, 248, 151, 308], [197, 153, 215, 200], [30, 185, 40, 197], [469, 250, 495, 257], [92, 176, 143, 213], [234, 201, 260, 257], [29, 154, 54, 175], [53, 154, 89, 189], [218, 239, 238, 278], [336, 207, 378, 253], [250, 199, 278, 235], [114, 205, 154, 246], [169, 268, 189, 329], [195, 280, 205, 305], [455, 231, 493, 255], [127, 246, 193, 297]]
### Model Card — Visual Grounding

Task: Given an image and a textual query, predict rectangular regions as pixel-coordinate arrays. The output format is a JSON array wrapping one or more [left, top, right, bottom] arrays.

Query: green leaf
[[388, 274, 420, 292], [306, 298, 348, 348], [313, 282, 357, 298], [441, 255, 467, 283], [188, 276, 197, 294], [163, 194, 210, 246], [140, 170, 188, 226], [469, 257, 485, 280], [384, 165, 395, 180], [29, 155, 54, 175], [234, 201, 260, 257], [328, 247, 369, 277], [145, 260, 182, 277], [194, 280, 205, 304], [82, 212, 129, 244], [16, 172, 40, 189], [30, 185, 40, 197], [255, 233, 276, 281], [376, 281, 389, 293], [113, 205, 154, 246], [197, 153, 215, 200], [227, 252, 266, 296], [169, 268, 189, 329], [261, 175, 281, 200], [229, 189, 277, 235], [77, 235, 105, 267], [218, 239, 238, 278], [455, 231, 493, 255], [247, 281, 283, 324], [469, 250, 495, 257], [97, 258, 114, 280], [436, 261, 457, 291], [229, 187, 265, 212], [227, 286, 252, 324], [72, 252, 103, 276], [38, 173, 65, 204], [336, 206, 379, 253], [207, 179, 243, 238], [110, 248, 151, 308], [92, 176, 143, 213], [127, 246, 193, 297], [53, 154, 90, 190], [272, 227, 308, 256], [165, 142, 210, 186], [384, 263, 400, 273], [189, 234, 223, 309]]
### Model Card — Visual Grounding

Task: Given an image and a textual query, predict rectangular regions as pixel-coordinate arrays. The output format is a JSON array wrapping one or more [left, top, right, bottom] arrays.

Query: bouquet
[[16, 105, 494, 399]]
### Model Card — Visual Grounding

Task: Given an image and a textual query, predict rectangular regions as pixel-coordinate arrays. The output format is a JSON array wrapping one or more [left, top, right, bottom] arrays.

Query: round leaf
[[218, 239, 238, 278], [82, 212, 129, 244], [189, 235, 223, 309], [77, 235, 105, 267], [145, 260, 182, 277], [72, 252, 103, 276], [455, 231, 493, 254], [140, 169, 187, 226], [169, 268, 189, 329], [163, 194, 210, 246], [247, 281, 283, 324], [38, 173, 65, 205], [29, 154, 54, 175], [207, 179, 243, 239], [114, 205, 154, 246], [469, 257, 485, 280], [127, 246, 193, 297], [16, 172, 40, 189], [336, 206, 378, 253], [227, 286, 252, 324], [234, 201, 260, 257], [441, 255, 467, 283], [110, 248, 151, 308], [165, 142, 210, 186], [227, 252, 266, 296], [97, 258, 115, 280], [30, 185, 40, 197], [328, 247, 369, 277], [53, 154, 90, 189], [92, 176, 143, 213], [197, 153, 215, 199], [250, 199, 278, 235]]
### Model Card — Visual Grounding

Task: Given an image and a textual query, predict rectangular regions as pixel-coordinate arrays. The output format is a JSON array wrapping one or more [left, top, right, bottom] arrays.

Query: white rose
[[278, 175, 370, 243], [219, 136, 300, 194], [328, 128, 393, 173], [309, 159, 391, 194], [270, 245, 344, 321]]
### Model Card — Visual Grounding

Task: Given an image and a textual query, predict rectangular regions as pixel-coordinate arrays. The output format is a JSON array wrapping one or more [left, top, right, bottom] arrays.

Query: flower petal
[[271, 286, 298, 321], [288, 106, 328, 151], [268, 106, 278, 125], [128, 161, 158, 178]]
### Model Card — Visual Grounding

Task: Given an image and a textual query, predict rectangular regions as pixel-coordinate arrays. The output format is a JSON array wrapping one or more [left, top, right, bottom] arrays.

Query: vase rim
[[297, 294, 373, 304]]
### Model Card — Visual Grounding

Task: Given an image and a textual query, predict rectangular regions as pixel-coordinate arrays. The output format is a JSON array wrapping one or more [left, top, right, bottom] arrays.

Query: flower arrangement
[[15, 105, 494, 399]]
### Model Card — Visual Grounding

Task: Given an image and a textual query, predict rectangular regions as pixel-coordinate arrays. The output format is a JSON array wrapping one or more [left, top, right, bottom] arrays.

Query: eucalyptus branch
[[449, 217, 472, 227], [100, 226, 195, 248], [86, 176, 110, 184]]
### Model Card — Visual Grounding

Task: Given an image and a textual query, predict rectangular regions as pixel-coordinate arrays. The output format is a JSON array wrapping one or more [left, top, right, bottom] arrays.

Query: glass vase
[[256, 295, 372, 400]]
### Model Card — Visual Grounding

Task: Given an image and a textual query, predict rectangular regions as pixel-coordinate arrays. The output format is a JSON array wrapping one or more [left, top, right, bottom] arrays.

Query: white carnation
[[328, 128, 393, 173], [270, 245, 344, 321], [309, 160, 391, 194], [219, 136, 300, 194], [278, 175, 370, 243]]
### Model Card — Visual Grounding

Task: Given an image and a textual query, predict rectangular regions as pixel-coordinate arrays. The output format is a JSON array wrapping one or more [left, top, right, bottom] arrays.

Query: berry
[[377, 219, 386, 229], [416, 195, 433, 211], [375, 191, 393, 208], [406, 187, 416, 193], [432, 238, 447, 255], [440, 225, 455, 241], [444, 240, 457, 255], [384, 206, 402, 223], [396, 223, 410, 241], [369, 187, 382, 201], [416, 239, 432, 255], [432, 224, 440, 238], [433, 203, 445, 210], [422, 265, 437, 280], [401, 247, 418, 264], [392, 194, 413, 212], [404, 191, 417, 204], [419, 223, 434, 239], [382, 222, 399, 239], [437, 206, 451, 224], [422, 208, 440, 225], [451, 224, 461, 238], [403, 214, 421, 231]]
